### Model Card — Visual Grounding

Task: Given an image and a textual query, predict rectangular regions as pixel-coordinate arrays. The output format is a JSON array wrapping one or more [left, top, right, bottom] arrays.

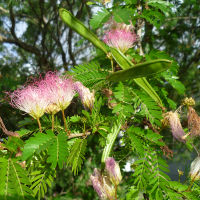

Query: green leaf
[[110, 48, 163, 106], [22, 130, 55, 160], [90, 8, 111, 29], [67, 139, 87, 175], [59, 8, 107, 53], [47, 131, 69, 169], [107, 59, 172, 81], [68, 61, 108, 88], [30, 166, 55, 199], [0, 158, 34, 200], [113, 7, 132, 24]]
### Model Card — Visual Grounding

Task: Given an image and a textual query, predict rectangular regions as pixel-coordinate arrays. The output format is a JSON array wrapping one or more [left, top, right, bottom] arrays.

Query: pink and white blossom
[[103, 22, 137, 53], [10, 85, 49, 119], [73, 81, 95, 110], [39, 72, 75, 111]]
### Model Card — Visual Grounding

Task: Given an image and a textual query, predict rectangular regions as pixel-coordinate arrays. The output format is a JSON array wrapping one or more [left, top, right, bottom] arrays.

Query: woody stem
[[36, 118, 42, 132], [52, 114, 55, 132], [61, 109, 68, 132]]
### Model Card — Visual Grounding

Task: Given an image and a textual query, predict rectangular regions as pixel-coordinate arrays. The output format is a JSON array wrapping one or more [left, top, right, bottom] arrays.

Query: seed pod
[[105, 157, 122, 185], [189, 157, 200, 181]]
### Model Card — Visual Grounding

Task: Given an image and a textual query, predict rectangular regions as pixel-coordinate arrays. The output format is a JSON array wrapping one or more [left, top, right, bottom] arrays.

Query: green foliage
[[29, 160, 55, 199], [90, 8, 111, 30], [113, 7, 132, 24], [47, 131, 69, 169], [1, 0, 199, 199], [66, 139, 87, 175], [22, 131, 55, 161], [0, 158, 34, 200], [132, 90, 163, 126], [69, 62, 109, 88]]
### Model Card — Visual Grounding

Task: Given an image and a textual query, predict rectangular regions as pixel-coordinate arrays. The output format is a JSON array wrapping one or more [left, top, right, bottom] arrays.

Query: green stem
[[36, 118, 42, 133], [111, 58, 114, 72], [115, 185, 118, 200], [101, 119, 122, 164], [61, 109, 68, 133], [52, 114, 55, 132]]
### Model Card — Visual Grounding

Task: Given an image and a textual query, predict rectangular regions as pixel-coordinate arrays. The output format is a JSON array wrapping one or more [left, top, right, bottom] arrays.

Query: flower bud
[[45, 103, 61, 115], [187, 106, 200, 136], [74, 81, 95, 111], [90, 169, 107, 200], [163, 111, 185, 142], [102, 177, 115, 200], [189, 157, 200, 181], [105, 157, 122, 185]]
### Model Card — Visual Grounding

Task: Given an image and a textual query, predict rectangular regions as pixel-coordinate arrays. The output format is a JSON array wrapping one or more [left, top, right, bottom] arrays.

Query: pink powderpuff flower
[[90, 169, 107, 200], [103, 22, 137, 53], [73, 81, 95, 111], [10, 85, 50, 119], [105, 157, 122, 186], [38, 72, 75, 111], [163, 111, 185, 142]]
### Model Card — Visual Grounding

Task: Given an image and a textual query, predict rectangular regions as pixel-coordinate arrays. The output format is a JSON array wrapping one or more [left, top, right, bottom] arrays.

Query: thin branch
[[0, 6, 9, 13], [165, 16, 198, 21], [68, 132, 91, 139], [0, 35, 41, 55], [0, 116, 19, 137]]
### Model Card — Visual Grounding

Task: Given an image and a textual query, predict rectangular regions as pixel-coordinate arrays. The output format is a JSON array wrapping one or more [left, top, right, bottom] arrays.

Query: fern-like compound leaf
[[90, 8, 110, 30], [22, 130, 55, 161], [69, 62, 108, 88], [67, 138, 87, 175], [30, 167, 55, 200], [0, 158, 34, 200], [47, 131, 69, 169]]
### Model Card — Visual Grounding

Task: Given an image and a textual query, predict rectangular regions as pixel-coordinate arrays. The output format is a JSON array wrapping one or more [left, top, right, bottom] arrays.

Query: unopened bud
[[163, 111, 185, 142], [189, 157, 200, 181], [102, 177, 115, 200], [105, 157, 122, 185], [90, 169, 107, 200], [187, 107, 200, 136], [45, 103, 61, 115], [74, 82, 95, 111]]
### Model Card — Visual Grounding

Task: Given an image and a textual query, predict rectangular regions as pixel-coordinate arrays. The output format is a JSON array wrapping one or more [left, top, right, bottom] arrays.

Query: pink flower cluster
[[103, 21, 137, 53], [10, 72, 95, 119], [90, 157, 122, 200]]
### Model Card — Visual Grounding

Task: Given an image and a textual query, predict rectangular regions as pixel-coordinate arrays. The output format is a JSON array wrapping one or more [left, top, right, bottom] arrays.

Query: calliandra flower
[[103, 22, 137, 53], [10, 85, 49, 119], [73, 81, 95, 111], [38, 72, 75, 111], [90, 169, 107, 200], [189, 157, 200, 181], [102, 177, 115, 200], [163, 111, 185, 142], [105, 157, 122, 186], [188, 106, 200, 136]]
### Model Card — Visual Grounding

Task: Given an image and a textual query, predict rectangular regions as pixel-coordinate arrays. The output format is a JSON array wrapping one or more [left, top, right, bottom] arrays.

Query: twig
[[68, 132, 91, 139], [0, 116, 19, 137]]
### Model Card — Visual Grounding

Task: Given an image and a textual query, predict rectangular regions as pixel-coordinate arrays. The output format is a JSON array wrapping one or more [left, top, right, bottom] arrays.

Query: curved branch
[[0, 116, 19, 137]]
